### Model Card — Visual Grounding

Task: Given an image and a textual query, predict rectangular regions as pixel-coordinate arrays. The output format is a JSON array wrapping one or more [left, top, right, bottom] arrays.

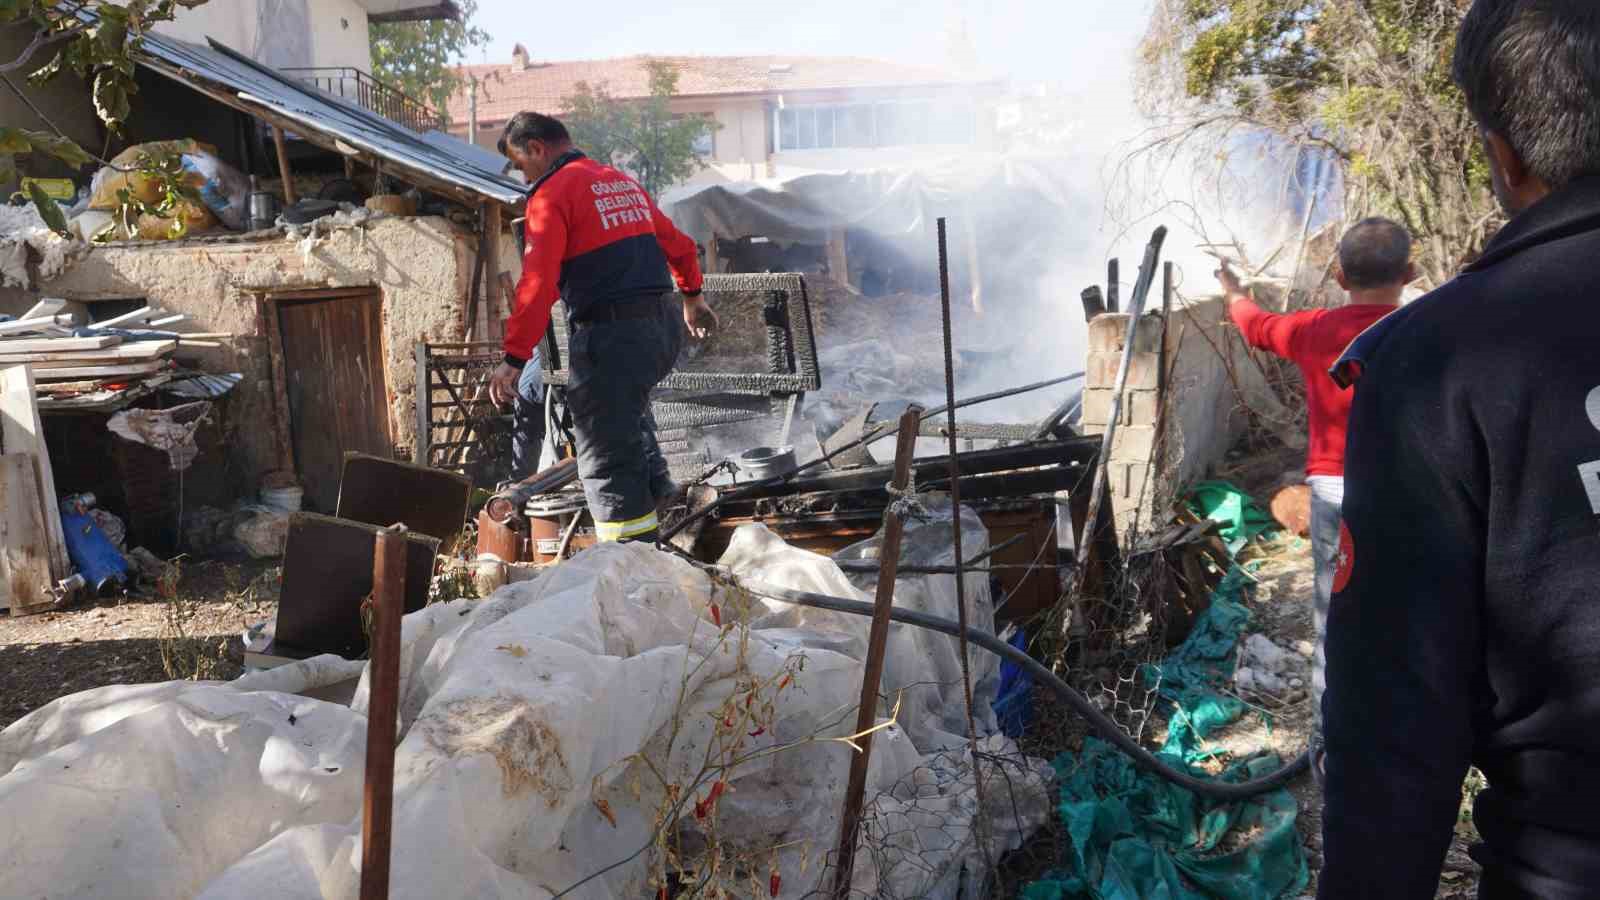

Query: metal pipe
[[936, 217, 992, 870], [832, 405, 921, 897], [739, 578, 1311, 800], [361, 527, 406, 900]]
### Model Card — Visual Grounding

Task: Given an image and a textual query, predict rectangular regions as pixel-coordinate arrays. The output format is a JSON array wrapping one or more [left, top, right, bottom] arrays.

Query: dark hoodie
[[1320, 177, 1600, 899]]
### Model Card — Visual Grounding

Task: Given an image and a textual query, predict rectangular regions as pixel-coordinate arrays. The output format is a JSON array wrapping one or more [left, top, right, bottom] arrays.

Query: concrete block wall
[[1080, 296, 1287, 536]]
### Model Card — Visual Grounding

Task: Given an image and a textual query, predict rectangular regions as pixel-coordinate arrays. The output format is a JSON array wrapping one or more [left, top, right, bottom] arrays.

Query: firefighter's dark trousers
[[565, 295, 682, 542]]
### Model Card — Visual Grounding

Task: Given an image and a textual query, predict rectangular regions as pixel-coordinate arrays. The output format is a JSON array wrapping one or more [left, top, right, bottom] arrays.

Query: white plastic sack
[[0, 529, 1051, 900]]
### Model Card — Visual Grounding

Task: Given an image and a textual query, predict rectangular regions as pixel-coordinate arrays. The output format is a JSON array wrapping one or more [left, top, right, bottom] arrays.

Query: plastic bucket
[[260, 485, 304, 513]]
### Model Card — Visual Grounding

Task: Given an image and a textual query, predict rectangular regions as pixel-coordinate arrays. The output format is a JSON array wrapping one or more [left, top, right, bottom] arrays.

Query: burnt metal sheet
[[336, 453, 471, 544], [275, 513, 440, 658], [73, 7, 526, 208], [736, 435, 1100, 500]]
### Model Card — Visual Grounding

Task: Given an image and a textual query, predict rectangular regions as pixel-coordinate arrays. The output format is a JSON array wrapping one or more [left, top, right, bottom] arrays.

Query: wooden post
[[273, 126, 297, 206], [482, 204, 503, 341], [0, 365, 68, 582], [825, 228, 848, 286], [360, 526, 406, 900], [831, 404, 922, 898], [414, 342, 432, 469]]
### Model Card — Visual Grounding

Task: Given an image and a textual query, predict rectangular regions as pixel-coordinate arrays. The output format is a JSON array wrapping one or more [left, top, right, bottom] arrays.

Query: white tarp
[[0, 517, 1051, 899]]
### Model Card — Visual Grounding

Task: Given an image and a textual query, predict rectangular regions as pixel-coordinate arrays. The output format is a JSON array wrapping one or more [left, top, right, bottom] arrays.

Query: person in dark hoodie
[[1319, 2, 1600, 897]]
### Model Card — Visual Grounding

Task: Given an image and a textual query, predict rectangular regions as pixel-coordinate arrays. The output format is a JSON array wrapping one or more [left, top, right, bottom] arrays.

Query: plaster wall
[[1081, 296, 1293, 536], [6, 217, 480, 489]]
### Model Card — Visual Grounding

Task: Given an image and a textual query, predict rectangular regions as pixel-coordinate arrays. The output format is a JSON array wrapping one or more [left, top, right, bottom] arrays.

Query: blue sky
[[468, 0, 1154, 91]]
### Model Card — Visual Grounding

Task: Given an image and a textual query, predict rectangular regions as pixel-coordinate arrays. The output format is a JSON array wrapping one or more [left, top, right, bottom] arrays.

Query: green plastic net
[[1020, 569, 1308, 899]]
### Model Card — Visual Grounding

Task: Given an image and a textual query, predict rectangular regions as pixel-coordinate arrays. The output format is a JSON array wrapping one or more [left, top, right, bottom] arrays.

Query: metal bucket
[[736, 445, 797, 480], [526, 493, 589, 563], [248, 190, 279, 231]]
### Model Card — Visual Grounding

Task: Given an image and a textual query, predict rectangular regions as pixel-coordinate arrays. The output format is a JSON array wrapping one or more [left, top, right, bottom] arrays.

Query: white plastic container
[[259, 484, 303, 513]]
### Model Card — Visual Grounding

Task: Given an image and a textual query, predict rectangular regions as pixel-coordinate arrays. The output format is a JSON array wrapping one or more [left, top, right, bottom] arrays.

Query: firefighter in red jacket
[[488, 112, 717, 543]]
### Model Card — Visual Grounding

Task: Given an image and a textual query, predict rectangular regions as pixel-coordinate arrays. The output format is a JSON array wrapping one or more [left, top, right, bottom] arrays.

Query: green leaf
[[28, 48, 66, 86], [0, 153, 15, 188], [0, 0, 27, 24], [0, 127, 29, 155], [28, 182, 71, 238], [0, 127, 94, 168], [93, 70, 131, 129]]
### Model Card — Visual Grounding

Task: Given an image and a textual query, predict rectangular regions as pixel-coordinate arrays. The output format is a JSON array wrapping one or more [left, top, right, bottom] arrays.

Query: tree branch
[[0, 22, 85, 76]]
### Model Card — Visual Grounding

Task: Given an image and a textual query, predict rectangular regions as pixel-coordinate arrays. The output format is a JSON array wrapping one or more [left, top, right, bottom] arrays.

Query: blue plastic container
[[992, 627, 1035, 738], [59, 496, 128, 593]]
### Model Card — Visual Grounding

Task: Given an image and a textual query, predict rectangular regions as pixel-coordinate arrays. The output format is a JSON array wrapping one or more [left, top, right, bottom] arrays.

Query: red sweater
[[504, 152, 703, 363], [1229, 298, 1396, 477]]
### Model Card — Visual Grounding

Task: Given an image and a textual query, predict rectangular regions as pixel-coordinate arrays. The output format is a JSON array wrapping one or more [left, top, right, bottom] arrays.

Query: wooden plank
[[0, 336, 120, 353], [90, 306, 158, 329], [0, 315, 73, 336], [31, 361, 166, 381], [260, 296, 298, 473], [275, 291, 391, 511], [484, 203, 503, 341], [0, 453, 54, 614], [22, 298, 87, 326], [0, 341, 176, 365], [274, 126, 298, 205], [0, 367, 68, 580]]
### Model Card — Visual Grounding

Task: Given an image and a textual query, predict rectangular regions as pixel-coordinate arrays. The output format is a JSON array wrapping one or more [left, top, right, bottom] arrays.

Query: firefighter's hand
[[488, 362, 521, 407], [683, 294, 719, 340]]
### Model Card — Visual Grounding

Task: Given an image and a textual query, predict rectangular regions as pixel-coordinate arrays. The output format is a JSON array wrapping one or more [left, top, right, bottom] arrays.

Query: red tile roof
[[448, 54, 995, 127]]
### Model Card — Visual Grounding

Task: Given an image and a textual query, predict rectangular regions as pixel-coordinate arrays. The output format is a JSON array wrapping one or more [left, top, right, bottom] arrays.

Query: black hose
[[740, 579, 1311, 799]]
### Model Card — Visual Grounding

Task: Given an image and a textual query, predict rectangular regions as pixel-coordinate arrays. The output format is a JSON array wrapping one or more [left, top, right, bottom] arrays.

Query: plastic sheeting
[[0, 517, 1049, 899]]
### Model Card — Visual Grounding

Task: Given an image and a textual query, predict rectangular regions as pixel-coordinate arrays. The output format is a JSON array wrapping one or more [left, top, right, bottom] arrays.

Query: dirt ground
[[0, 558, 280, 730], [1211, 447, 1482, 899]]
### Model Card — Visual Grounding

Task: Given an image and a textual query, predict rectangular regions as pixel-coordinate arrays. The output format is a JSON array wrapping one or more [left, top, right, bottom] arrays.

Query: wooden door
[[274, 290, 390, 513]]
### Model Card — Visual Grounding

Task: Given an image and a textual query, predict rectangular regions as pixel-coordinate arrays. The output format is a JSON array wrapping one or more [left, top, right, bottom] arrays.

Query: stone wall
[[0, 216, 521, 494], [1080, 296, 1293, 535]]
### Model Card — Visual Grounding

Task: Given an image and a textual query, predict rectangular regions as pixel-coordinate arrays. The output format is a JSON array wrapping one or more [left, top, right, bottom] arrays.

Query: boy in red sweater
[[1215, 217, 1412, 775]]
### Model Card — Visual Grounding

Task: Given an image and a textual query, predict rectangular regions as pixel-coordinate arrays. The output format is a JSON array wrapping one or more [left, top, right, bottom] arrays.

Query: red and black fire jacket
[[503, 151, 703, 366]]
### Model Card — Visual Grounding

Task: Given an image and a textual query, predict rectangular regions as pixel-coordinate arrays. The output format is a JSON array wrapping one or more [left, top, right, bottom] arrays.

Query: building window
[[776, 100, 976, 151], [692, 129, 714, 157], [675, 114, 716, 157]]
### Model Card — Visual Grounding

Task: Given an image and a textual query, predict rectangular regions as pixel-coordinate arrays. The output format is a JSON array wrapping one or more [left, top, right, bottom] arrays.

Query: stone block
[[1119, 461, 1153, 501], [1088, 312, 1164, 354], [1088, 350, 1161, 391], [1080, 388, 1116, 428], [1110, 424, 1159, 464], [1125, 388, 1161, 426]]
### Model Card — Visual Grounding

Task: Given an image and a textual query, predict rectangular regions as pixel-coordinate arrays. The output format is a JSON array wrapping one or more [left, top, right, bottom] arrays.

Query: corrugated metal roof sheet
[[123, 27, 527, 207]]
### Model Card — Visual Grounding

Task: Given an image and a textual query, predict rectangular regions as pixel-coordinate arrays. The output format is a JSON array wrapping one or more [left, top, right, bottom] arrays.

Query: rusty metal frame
[[413, 340, 502, 473], [538, 272, 822, 395]]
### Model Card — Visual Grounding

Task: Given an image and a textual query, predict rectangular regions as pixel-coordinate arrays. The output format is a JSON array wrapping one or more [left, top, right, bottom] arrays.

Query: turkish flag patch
[[1332, 520, 1355, 594]]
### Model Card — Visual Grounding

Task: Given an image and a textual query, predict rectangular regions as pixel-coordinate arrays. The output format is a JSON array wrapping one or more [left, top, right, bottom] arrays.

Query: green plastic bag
[[1188, 481, 1278, 554]]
